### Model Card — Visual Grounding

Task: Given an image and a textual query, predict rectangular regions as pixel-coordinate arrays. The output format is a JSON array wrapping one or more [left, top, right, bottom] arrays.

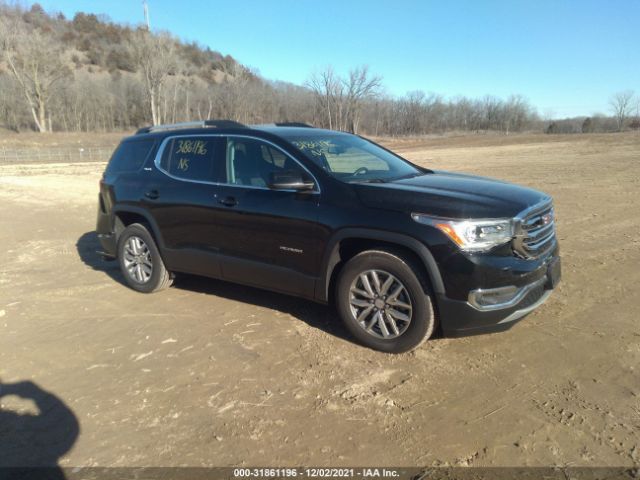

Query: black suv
[[97, 120, 561, 353]]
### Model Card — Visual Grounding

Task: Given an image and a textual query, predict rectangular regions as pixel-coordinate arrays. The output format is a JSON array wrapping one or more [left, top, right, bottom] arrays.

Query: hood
[[353, 170, 550, 219]]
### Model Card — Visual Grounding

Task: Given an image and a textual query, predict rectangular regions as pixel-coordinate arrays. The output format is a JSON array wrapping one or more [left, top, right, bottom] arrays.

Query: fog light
[[469, 285, 521, 310], [467, 277, 547, 311]]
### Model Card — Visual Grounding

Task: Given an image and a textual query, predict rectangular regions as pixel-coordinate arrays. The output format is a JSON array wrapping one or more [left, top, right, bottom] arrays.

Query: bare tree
[[633, 99, 640, 129], [402, 90, 427, 133], [0, 18, 70, 132], [128, 29, 179, 125], [343, 66, 382, 133], [0, 75, 27, 131], [609, 90, 635, 131], [307, 67, 341, 129], [502, 95, 531, 134], [307, 65, 381, 133]]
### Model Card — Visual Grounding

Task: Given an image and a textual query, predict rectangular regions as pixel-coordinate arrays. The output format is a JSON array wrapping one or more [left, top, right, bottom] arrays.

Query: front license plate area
[[545, 257, 561, 290]]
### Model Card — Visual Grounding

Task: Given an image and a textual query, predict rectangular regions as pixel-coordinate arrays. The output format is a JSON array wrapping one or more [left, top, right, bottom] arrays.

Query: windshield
[[287, 134, 423, 183]]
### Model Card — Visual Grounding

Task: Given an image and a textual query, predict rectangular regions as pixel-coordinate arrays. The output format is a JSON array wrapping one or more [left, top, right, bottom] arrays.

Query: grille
[[513, 201, 556, 259]]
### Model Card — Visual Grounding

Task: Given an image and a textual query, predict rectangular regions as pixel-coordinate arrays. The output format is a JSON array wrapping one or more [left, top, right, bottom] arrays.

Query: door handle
[[219, 196, 238, 207], [144, 190, 159, 200]]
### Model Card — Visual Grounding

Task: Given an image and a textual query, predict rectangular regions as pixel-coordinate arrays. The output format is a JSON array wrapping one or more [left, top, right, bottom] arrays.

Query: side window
[[225, 137, 308, 187], [260, 144, 287, 168], [160, 136, 218, 182], [106, 139, 155, 175]]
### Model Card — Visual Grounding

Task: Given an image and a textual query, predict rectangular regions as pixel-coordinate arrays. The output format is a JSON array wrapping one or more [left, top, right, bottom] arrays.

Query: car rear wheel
[[336, 250, 435, 353], [117, 223, 172, 293]]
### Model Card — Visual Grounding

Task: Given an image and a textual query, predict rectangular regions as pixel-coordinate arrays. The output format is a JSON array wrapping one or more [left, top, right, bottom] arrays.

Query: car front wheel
[[336, 250, 435, 353]]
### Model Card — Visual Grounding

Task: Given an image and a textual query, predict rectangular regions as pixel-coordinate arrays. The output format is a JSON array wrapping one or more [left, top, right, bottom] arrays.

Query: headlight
[[411, 213, 514, 252]]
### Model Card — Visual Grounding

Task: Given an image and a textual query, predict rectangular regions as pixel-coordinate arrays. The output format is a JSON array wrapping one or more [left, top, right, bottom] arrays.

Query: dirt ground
[[0, 132, 638, 468]]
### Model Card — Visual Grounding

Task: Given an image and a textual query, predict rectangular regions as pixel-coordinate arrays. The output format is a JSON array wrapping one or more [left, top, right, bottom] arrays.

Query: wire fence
[[0, 146, 113, 165]]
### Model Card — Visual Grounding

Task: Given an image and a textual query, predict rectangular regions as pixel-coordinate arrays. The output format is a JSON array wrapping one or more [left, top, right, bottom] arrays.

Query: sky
[[32, 0, 640, 118]]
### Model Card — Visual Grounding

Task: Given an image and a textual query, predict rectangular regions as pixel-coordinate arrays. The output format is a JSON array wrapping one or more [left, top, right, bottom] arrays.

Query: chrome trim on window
[[152, 133, 321, 193]]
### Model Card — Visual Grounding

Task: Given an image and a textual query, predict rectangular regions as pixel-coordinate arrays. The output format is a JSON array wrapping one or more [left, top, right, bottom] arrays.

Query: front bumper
[[436, 253, 561, 336]]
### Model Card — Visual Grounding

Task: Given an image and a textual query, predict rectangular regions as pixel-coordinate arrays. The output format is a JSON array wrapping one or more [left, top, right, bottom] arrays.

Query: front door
[[215, 136, 324, 299]]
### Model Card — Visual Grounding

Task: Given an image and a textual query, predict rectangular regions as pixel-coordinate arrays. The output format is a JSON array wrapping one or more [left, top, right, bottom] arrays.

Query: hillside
[[1, 2, 305, 133], [4, 3, 247, 83], [1, 2, 629, 136]]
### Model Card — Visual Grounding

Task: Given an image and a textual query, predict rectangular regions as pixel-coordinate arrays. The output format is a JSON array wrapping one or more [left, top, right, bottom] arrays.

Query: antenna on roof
[[142, 0, 150, 30]]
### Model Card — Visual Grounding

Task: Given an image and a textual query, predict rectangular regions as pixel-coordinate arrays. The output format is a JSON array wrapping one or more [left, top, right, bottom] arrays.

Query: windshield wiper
[[390, 172, 425, 181], [349, 178, 387, 184]]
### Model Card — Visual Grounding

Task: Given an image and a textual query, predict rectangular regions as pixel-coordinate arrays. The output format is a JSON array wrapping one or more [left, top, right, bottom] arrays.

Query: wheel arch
[[112, 206, 166, 251], [316, 228, 445, 304]]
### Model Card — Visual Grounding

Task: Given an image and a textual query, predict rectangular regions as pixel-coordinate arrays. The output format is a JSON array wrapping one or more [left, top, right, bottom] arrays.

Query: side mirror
[[268, 170, 315, 191]]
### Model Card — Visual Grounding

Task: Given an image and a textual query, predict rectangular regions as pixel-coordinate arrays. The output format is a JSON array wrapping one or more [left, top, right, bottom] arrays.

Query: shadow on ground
[[75, 231, 121, 283], [76, 231, 352, 344], [173, 274, 351, 342], [0, 380, 79, 479]]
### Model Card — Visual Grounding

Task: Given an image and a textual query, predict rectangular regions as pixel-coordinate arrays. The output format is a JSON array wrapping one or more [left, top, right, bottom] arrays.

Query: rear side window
[[106, 139, 155, 174], [160, 136, 219, 182]]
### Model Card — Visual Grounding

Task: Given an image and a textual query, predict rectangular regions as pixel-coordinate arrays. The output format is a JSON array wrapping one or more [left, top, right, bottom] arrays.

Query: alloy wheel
[[348, 269, 413, 339], [122, 235, 153, 283]]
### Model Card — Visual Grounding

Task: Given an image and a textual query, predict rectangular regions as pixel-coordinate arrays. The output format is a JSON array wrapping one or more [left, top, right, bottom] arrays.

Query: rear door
[[144, 134, 227, 277], [214, 135, 324, 299]]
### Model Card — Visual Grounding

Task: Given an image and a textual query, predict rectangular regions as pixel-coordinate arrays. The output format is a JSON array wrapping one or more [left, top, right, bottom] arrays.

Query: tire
[[336, 249, 435, 353], [117, 223, 172, 293]]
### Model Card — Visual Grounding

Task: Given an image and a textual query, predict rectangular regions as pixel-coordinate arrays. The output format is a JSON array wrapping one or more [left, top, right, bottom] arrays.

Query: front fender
[[315, 228, 445, 303]]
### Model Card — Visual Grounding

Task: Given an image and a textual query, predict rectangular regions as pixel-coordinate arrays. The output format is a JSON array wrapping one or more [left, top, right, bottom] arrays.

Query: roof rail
[[274, 122, 314, 128], [136, 120, 246, 134], [251, 122, 315, 129]]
